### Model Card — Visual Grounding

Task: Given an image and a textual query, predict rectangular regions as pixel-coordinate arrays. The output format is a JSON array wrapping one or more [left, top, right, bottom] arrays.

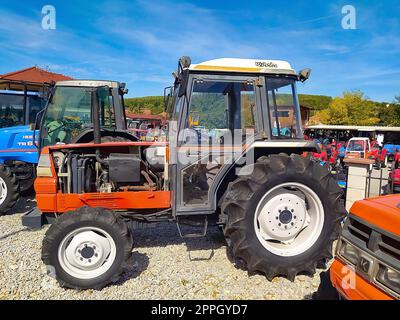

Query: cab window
[[265, 77, 302, 139], [183, 79, 257, 145]]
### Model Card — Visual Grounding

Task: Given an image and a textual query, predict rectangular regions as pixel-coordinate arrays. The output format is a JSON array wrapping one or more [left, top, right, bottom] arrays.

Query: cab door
[[172, 74, 263, 216]]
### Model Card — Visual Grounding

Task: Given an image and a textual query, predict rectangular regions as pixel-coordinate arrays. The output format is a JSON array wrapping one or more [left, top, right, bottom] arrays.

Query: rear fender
[[215, 139, 320, 208]]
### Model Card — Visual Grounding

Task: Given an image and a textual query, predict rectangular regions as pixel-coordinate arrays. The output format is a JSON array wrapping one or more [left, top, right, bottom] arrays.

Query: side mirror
[[179, 56, 191, 69], [298, 68, 311, 82], [119, 83, 129, 95]]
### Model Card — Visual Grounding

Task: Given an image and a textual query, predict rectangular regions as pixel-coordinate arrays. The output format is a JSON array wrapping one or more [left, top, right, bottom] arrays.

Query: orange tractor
[[23, 57, 346, 289], [329, 194, 400, 300]]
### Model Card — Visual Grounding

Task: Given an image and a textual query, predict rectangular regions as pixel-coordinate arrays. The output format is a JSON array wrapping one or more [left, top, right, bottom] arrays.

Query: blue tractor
[[0, 89, 47, 213]]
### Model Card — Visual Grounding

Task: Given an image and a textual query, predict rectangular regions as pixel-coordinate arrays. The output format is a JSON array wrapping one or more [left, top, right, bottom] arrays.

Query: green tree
[[317, 100, 349, 124], [298, 94, 332, 111], [124, 96, 164, 114], [375, 102, 399, 126], [314, 90, 380, 125]]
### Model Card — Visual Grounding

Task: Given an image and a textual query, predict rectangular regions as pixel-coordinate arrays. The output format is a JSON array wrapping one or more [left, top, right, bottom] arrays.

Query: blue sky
[[0, 0, 399, 101]]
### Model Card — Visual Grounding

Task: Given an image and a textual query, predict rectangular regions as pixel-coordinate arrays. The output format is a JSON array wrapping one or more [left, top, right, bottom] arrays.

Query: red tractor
[[23, 57, 346, 289], [389, 153, 400, 193], [310, 141, 340, 171]]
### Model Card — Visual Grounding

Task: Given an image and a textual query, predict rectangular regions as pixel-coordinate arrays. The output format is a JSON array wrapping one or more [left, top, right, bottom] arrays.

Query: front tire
[[42, 206, 133, 289], [222, 154, 346, 281], [0, 165, 20, 214]]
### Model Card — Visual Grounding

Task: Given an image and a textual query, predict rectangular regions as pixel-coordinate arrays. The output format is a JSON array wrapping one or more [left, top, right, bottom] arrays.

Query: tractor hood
[[0, 125, 35, 149], [350, 195, 400, 237], [0, 124, 30, 133], [0, 124, 38, 164]]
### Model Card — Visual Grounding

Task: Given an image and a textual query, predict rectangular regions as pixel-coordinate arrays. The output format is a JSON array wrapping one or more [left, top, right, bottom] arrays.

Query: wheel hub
[[254, 182, 325, 257], [257, 192, 309, 242], [75, 242, 101, 265], [63, 230, 112, 272], [279, 209, 293, 224], [80, 246, 95, 259]]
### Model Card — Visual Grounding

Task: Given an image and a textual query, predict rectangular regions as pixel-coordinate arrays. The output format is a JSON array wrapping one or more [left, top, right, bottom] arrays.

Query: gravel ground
[[0, 197, 327, 300]]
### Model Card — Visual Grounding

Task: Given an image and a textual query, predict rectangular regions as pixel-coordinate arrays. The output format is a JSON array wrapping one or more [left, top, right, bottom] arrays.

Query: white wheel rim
[[254, 182, 324, 257], [58, 227, 117, 280], [0, 177, 8, 205]]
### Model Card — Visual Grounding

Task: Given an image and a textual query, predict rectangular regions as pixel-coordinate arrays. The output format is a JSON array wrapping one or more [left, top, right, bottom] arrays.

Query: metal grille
[[342, 215, 400, 271]]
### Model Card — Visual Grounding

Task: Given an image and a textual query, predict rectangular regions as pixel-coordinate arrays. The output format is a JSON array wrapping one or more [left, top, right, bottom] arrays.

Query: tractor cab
[[38, 80, 134, 149], [166, 57, 317, 213], [0, 91, 46, 128], [167, 57, 307, 143]]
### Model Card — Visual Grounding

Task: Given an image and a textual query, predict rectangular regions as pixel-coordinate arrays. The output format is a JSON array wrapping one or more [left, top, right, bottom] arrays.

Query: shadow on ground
[[307, 270, 339, 300], [131, 223, 227, 252], [5, 196, 36, 216], [0, 196, 37, 240], [114, 251, 150, 287]]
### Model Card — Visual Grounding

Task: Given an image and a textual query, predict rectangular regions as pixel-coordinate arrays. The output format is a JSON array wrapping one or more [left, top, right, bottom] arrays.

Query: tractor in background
[[0, 79, 136, 214], [388, 152, 400, 193], [0, 88, 47, 213], [36, 80, 137, 149], [126, 113, 166, 142], [345, 137, 388, 169], [384, 143, 400, 162], [23, 56, 346, 289]]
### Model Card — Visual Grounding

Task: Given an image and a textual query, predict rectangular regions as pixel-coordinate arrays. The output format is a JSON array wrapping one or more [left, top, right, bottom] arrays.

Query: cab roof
[[349, 137, 370, 141], [55, 80, 121, 88], [189, 58, 296, 76]]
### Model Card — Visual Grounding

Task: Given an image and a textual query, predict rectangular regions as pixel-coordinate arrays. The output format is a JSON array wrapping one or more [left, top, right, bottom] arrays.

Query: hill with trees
[[125, 92, 399, 127], [310, 91, 400, 126], [124, 94, 333, 115]]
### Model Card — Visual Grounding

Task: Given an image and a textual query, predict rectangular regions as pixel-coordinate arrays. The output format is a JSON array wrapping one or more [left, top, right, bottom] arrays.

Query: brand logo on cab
[[255, 61, 278, 68]]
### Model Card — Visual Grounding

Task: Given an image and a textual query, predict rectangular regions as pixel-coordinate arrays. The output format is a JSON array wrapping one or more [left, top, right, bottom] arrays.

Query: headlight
[[376, 265, 400, 294], [339, 242, 359, 265], [37, 154, 54, 177]]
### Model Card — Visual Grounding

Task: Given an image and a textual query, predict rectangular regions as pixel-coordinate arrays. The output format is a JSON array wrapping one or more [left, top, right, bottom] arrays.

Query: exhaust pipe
[[90, 88, 107, 165]]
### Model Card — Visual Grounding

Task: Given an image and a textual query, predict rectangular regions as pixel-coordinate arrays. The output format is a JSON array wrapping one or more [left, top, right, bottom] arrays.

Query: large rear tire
[[222, 154, 346, 281], [42, 206, 133, 289], [0, 165, 20, 215]]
